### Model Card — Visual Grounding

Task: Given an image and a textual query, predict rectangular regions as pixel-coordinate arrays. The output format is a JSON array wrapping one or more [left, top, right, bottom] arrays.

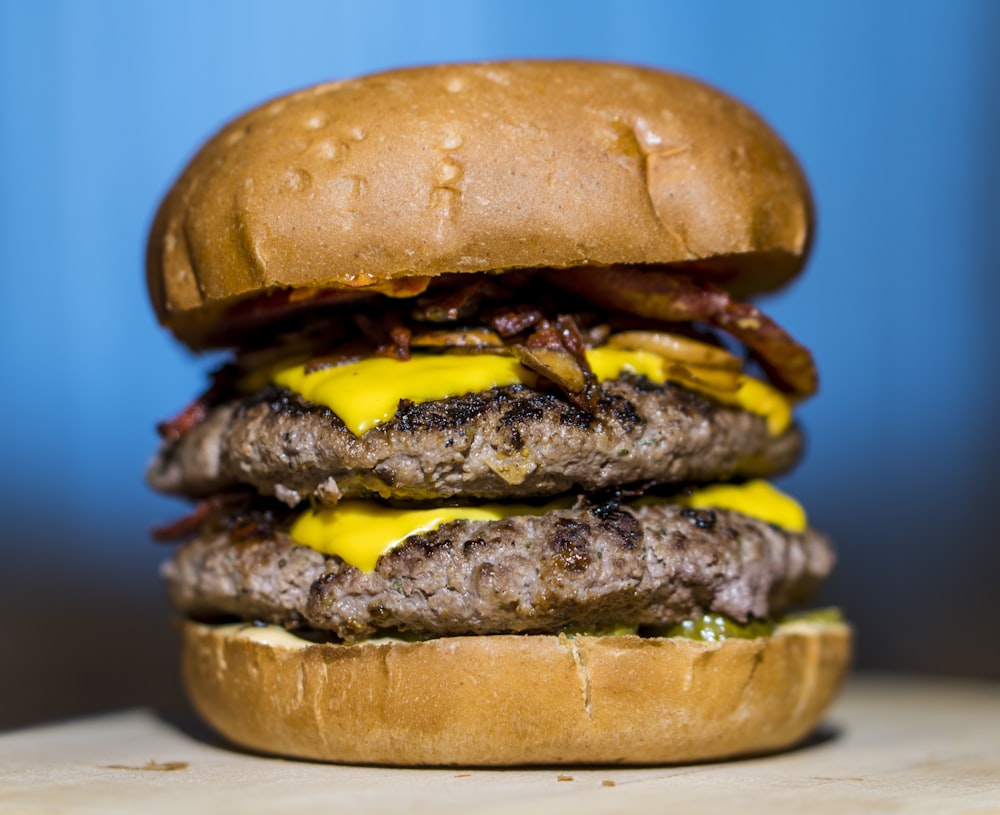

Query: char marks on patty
[[163, 502, 833, 641], [148, 377, 802, 506]]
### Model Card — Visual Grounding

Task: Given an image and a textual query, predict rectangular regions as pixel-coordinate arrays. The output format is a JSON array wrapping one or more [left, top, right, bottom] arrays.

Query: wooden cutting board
[[1, 674, 998, 814]]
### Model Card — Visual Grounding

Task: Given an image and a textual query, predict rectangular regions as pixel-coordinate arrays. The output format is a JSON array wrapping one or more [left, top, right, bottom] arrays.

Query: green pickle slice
[[646, 607, 844, 642], [655, 614, 775, 642]]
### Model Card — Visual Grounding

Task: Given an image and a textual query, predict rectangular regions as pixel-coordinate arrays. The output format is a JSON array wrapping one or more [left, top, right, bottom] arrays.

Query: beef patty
[[163, 500, 832, 642], [148, 377, 802, 506]]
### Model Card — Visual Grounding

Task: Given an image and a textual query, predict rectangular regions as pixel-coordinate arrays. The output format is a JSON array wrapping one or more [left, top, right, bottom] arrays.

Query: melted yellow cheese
[[676, 479, 806, 532], [586, 348, 791, 435], [273, 355, 537, 435], [288, 481, 805, 571], [290, 499, 567, 572], [269, 348, 792, 437]]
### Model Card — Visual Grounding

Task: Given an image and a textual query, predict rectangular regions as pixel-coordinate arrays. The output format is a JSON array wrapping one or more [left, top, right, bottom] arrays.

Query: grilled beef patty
[[149, 378, 802, 506], [163, 501, 832, 642]]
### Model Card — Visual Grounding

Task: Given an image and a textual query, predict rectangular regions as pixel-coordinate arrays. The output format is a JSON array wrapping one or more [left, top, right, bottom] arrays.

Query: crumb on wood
[[100, 761, 189, 772]]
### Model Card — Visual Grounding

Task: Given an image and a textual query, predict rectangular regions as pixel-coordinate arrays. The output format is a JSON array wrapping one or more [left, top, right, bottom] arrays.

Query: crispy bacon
[[488, 305, 544, 337], [547, 267, 817, 397], [156, 367, 236, 441], [210, 287, 375, 345], [156, 398, 208, 443], [523, 320, 563, 349], [556, 314, 588, 359], [413, 279, 510, 322], [151, 494, 249, 542], [712, 301, 817, 399], [351, 313, 414, 361], [375, 319, 413, 361]]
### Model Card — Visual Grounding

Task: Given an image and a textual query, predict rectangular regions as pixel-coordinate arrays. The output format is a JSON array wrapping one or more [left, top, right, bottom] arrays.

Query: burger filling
[[152, 270, 832, 643]]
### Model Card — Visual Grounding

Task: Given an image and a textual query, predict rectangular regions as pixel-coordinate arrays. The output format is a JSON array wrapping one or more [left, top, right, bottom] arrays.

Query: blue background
[[2, 1, 998, 727]]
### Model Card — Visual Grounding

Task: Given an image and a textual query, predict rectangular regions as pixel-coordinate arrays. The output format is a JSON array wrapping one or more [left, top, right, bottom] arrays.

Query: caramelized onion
[[410, 327, 506, 348], [548, 267, 817, 396], [607, 331, 741, 370], [511, 345, 588, 393], [666, 362, 742, 393]]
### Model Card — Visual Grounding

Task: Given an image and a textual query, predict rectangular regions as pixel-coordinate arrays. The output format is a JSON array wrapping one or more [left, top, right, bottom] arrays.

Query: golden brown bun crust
[[148, 60, 813, 348], [180, 619, 850, 766]]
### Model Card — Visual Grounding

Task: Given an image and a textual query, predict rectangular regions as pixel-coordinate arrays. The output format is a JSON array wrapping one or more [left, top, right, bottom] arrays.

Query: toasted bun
[[148, 60, 813, 348], [180, 619, 850, 766]]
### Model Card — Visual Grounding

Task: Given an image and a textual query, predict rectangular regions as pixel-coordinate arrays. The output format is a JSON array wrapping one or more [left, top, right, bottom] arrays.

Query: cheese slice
[[638, 479, 807, 533], [290, 499, 567, 572], [273, 355, 536, 436]]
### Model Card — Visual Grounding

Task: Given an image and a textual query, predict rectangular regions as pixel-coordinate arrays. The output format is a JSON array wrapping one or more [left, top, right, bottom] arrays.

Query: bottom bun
[[180, 619, 851, 766]]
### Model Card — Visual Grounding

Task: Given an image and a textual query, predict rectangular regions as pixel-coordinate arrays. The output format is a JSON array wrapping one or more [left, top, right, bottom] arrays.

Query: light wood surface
[[1, 674, 998, 814]]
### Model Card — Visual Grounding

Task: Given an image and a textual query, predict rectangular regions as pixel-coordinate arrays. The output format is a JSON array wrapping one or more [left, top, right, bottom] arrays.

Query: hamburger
[[146, 60, 850, 765]]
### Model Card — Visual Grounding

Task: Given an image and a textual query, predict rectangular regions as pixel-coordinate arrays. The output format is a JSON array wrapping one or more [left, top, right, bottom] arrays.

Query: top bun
[[148, 60, 813, 348]]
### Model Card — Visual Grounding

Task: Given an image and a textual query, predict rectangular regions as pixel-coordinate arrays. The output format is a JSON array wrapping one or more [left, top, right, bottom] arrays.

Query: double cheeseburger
[[147, 60, 850, 765]]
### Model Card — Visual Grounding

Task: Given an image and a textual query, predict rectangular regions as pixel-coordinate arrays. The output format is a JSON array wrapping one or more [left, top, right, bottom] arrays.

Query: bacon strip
[[375, 319, 413, 361], [488, 305, 543, 337], [156, 367, 235, 441], [156, 398, 208, 443], [413, 279, 510, 323], [151, 494, 248, 542], [712, 302, 817, 399]]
